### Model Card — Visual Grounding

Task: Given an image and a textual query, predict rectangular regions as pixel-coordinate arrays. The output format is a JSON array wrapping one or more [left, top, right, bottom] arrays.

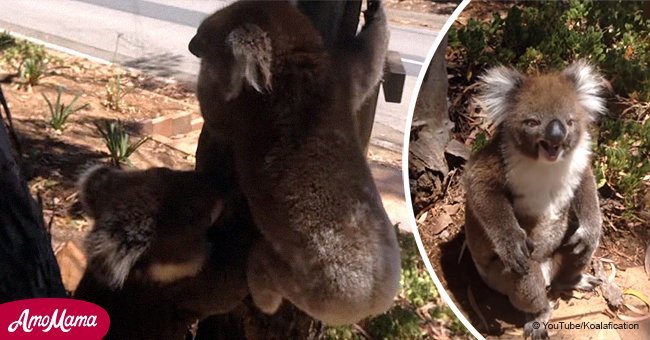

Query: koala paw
[[500, 229, 531, 275], [524, 320, 549, 340]]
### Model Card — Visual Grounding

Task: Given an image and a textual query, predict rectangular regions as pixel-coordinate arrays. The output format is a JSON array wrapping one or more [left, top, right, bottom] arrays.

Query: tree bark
[[0, 85, 66, 302], [408, 34, 453, 210]]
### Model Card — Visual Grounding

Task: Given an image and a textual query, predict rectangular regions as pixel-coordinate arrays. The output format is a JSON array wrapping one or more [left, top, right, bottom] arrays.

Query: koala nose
[[188, 36, 203, 57], [545, 119, 566, 145]]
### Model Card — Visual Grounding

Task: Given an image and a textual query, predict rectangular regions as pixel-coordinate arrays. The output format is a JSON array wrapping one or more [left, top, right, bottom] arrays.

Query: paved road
[[0, 0, 442, 149], [0, 0, 448, 230]]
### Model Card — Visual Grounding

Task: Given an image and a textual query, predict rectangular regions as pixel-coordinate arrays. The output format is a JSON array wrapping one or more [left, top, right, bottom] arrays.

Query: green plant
[[104, 73, 131, 111], [95, 120, 149, 167], [448, 1, 650, 99], [42, 86, 88, 130], [594, 107, 650, 209], [2, 40, 50, 86], [0, 31, 16, 51]]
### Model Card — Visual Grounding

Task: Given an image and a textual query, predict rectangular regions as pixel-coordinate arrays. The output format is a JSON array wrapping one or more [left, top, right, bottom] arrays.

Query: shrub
[[0, 31, 16, 51], [2, 40, 50, 86], [42, 86, 88, 131], [95, 120, 149, 167], [104, 73, 131, 111], [448, 0, 650, 100], [594, 107, 650, 209]]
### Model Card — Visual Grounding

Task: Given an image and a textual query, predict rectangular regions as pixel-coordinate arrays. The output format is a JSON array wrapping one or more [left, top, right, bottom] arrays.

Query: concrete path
[[0, 0, 451, 231]]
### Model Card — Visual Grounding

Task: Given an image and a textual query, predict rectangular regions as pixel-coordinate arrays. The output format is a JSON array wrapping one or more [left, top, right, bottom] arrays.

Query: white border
[[400, 1, 484, 339]]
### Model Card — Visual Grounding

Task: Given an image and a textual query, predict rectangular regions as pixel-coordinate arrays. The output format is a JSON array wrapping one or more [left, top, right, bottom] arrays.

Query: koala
[[75, 165, 251, 339], [464, 61, 606, 339], [77, 165, 226, 289], [188, 0, 400, 326]]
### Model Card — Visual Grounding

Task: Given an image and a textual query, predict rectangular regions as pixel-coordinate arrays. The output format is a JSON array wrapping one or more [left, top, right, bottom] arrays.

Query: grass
[[42, 86, 88, 131]]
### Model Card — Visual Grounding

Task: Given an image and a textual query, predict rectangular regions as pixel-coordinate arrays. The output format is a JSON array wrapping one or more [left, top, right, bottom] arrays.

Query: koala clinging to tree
[[189, 0, 400, 326], [75, 165, 252, 339], [464, 61, 605, 339], [77, 165, 227, 289]]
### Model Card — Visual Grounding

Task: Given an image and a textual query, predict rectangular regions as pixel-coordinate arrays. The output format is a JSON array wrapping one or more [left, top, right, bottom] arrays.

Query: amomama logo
[[0, 298, 109, 339]]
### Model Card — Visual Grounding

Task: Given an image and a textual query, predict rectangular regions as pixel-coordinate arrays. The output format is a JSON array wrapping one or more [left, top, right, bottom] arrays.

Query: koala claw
[[524, 320, 549, 340], [573, 274, 602, 291], [503, 237, 531, 275], [551, 273, 602, 295]]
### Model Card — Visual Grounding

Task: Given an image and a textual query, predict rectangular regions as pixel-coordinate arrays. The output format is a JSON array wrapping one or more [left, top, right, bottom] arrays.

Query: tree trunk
[[408, 34, 454, 210], [0, 85, 66, 302]]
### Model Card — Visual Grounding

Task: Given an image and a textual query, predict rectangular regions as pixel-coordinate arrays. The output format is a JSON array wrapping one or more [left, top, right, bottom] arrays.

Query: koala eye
[[523, 119, 541, 128], [567, 118, 575, 127]]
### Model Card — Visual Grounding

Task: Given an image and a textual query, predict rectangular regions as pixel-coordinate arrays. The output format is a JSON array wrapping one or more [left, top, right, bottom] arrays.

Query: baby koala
[[78, 165, 226, 289], [464, 61, 606, 339]]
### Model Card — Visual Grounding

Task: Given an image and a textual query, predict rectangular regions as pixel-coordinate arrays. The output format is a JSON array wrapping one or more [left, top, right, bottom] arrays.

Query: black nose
[[188, 36, 202, 57], [545, 119, 566, 145]]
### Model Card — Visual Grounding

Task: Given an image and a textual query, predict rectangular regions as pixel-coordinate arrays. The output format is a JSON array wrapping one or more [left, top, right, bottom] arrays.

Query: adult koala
[[189, 0, 400, 326]]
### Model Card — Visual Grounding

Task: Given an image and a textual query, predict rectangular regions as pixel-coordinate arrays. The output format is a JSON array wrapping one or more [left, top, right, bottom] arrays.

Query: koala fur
[[77, 165, 226, 288], [189, 0, 400, 326], [464, 61, 605, 340], [75, 165, 250, 339]]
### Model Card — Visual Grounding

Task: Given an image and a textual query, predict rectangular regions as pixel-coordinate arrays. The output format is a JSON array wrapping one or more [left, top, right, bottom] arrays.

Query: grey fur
[[465, 62, 605, 339], [78, 166, 224, 290], [190, 0, 399, 326]]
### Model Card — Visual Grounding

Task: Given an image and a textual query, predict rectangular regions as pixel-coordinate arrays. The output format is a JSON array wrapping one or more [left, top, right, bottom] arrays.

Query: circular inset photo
[[407, 1, 650, 339]]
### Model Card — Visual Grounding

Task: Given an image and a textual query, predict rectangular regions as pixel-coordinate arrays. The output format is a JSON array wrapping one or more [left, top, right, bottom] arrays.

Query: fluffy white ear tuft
[[478, 66, 524, 126], [562, 60, 607, 120], [225, 24, 273, 101]]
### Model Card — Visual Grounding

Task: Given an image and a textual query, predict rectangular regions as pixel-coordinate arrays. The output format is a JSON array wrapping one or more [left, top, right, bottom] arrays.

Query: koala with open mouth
[[464, 61, 606, 339]]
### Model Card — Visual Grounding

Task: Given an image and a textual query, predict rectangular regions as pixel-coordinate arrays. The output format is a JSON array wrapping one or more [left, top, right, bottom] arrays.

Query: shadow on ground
[[439, 230, 526, 336], [123, 52, 185, 79]]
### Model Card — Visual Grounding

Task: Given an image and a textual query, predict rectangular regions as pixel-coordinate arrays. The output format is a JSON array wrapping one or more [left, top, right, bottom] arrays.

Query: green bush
[[0, 31, 16, 51], [448, 0, 650, 100], [595, 111, 650, 209]]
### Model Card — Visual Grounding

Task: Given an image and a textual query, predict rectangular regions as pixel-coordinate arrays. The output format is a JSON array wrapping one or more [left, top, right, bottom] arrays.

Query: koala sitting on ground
[[188, 0, 400, 326], [464, 61, 605, 339]]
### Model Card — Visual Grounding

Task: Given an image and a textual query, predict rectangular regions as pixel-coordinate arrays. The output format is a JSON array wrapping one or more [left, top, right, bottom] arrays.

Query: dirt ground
[[1, 49, 202, 253], [409, 2, 650, 339]]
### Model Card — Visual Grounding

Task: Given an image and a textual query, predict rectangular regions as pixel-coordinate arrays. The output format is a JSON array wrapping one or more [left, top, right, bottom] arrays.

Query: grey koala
[[188, 0, 400, 326], [77, 165, 226, 289], [75, 165, 249, 339], [464, 61, 605, 339]]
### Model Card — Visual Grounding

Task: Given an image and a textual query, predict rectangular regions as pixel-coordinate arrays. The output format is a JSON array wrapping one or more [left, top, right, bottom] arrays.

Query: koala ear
[[224, 24, 273, 100], [77, 164, 116, 218], [478, 66, 524, 126], [562, 60, 607, 120], [85, 215, 155, 289]]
